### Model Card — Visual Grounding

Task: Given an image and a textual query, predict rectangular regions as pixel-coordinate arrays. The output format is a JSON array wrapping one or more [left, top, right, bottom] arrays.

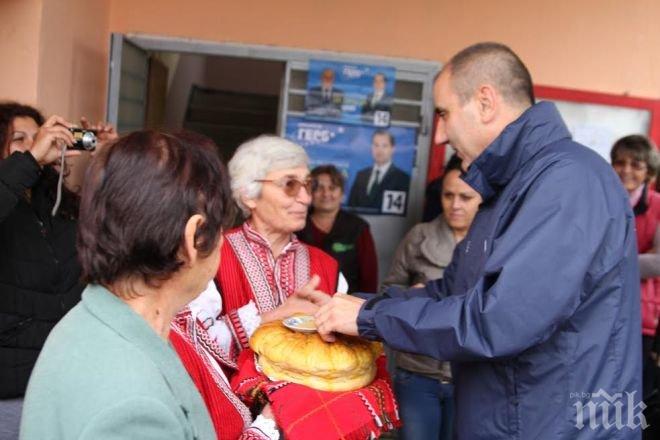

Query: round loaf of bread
[[249, 320, 382, 392]]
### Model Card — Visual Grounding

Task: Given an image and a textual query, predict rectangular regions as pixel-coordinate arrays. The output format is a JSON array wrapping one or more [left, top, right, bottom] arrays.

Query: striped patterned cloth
[[231, 350, 401, 440]]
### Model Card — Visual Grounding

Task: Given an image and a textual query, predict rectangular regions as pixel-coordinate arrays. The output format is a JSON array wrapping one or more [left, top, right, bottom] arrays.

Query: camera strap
[[51, 144, 67, 217]]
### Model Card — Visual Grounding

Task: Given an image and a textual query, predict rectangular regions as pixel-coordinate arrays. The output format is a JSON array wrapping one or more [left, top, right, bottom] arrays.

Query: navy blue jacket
[[358, 102, 642, 439]]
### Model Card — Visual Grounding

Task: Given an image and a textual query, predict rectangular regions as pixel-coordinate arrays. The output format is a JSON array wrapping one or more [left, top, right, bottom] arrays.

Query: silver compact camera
[[69, 128, 97, 151]]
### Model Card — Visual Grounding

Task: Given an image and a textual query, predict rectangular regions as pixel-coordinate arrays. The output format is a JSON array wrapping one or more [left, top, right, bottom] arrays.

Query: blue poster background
[[305, 60, 396, 126], [285, 116, 416, 216]]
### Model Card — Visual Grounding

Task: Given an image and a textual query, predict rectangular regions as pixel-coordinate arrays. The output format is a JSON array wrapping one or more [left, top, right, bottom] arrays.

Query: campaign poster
[[305, 60, 396, 127], [286, 116, 416, 216]]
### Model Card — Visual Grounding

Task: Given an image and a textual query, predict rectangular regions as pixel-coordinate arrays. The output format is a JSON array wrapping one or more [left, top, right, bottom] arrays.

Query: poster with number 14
[[286, 116, 416, 216]]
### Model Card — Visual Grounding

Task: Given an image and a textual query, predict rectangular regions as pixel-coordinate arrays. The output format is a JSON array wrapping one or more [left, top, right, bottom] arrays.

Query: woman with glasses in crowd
[[610, 135, 660, 400]]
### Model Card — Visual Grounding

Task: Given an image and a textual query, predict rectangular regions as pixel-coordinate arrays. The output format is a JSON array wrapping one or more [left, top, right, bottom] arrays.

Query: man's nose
[[435, 119, 448, 145]]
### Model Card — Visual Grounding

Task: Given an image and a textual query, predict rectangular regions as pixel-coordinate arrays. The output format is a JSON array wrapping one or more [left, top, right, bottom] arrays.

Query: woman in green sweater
[[20, 130, 233, 440]]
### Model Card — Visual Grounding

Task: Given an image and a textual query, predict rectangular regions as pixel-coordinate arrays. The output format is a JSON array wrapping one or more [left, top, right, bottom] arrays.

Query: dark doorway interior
[[146, 53, 285, 161], [184, 86, 279, 161]]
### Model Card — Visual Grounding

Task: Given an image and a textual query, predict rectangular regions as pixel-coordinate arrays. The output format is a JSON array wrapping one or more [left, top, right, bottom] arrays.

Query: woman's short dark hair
[[77, 130, 233, 290], [311, 164, 345, 192], [610, 134, 659, 180]]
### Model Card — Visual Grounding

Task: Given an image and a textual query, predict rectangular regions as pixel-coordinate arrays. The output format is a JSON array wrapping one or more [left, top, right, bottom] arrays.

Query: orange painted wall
[[38, 0, 111, 121], [0, 0, 43, 105], [2, 0, 659, 120], [0, 0, 110, 120], [108, 0, 660, 98]]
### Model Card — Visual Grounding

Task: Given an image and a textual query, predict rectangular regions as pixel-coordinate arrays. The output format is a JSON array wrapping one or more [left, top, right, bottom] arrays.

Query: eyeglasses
[[255, 177, 313, 197], [612, 159, 648, 172]]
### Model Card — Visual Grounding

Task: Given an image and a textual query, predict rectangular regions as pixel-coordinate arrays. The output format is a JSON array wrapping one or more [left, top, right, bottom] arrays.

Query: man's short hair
[[372, 129, 395, 147], [445, 42, 534, 108]]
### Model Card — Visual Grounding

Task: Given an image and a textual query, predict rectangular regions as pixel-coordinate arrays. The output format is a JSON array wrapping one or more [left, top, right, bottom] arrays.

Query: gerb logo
[[572, 389, 648, 431], [296, 127, 332, 144]]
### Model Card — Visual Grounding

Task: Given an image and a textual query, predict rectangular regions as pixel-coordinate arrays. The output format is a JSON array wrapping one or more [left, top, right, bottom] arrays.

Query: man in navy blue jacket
[[312, 43, 643, 439]]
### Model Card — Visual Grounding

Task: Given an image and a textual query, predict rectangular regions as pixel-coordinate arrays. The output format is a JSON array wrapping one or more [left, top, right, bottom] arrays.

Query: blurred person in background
[[297, 164, 378, 293], [611, 134, 660, 400], [383, 154, 480, 440]]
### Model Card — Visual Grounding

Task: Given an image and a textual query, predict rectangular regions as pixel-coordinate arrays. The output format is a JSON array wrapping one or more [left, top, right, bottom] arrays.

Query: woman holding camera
[[0, 103, 115, 437]]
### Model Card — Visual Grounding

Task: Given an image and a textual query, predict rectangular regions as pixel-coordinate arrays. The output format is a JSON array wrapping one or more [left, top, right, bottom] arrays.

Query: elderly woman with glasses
[[216, 135, 345, 353], [172, 136, 342, 386]]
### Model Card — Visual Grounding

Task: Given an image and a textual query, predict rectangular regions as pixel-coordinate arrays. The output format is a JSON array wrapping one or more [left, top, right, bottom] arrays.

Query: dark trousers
[[394, 368, 454, 440], [643, 335, 656, 399]]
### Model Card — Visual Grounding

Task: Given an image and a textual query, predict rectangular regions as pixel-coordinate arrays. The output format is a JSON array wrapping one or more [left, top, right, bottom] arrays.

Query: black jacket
[[297, 210, 369, 293], [0, 152, 84, 398]]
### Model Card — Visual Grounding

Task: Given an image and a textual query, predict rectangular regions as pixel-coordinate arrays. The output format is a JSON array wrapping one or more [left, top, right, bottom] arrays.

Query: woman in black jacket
[[0, 103, 115, 409]]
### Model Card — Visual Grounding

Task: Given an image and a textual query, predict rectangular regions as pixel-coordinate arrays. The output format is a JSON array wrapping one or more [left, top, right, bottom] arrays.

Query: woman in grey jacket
[[383, 155, 480, 440]]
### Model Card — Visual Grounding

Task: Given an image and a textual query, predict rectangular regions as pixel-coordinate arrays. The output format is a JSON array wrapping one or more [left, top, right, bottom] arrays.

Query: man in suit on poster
[[305, 68, 344, 117], [348, 129, 410, 212], [361, 73, 394, 119]]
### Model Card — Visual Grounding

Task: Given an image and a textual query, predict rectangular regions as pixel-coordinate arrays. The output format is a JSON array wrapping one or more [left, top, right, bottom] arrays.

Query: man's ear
[[181, 214, 204, 267], [476, 84, 498, 124]]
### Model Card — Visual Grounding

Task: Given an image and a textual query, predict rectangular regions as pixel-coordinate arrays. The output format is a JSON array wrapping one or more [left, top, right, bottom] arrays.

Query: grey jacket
[[384, 216, 456, 380]]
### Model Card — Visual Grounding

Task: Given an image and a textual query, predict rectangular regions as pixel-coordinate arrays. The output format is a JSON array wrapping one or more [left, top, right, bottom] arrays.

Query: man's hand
[[29, 115, 77, 166], [293, 274, 332, 306], [314, 294, 365, 342], [80, 117, 118, 153]]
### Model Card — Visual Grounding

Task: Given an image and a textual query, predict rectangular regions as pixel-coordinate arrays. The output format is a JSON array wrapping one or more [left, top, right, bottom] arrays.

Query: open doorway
[[144, 53, 285, 161]]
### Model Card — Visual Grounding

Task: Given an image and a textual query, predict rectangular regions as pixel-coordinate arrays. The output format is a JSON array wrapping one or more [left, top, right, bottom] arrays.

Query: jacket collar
[[462, 101, 571, 201], [419, 216, 456, 265]]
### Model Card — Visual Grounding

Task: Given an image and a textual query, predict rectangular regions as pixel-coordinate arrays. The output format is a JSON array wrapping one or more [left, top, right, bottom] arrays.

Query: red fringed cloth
[[230, 350, 401, 440]]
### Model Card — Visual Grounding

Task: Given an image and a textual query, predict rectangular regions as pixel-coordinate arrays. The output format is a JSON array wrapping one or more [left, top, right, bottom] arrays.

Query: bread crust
[[250, 321, 382, 392]]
